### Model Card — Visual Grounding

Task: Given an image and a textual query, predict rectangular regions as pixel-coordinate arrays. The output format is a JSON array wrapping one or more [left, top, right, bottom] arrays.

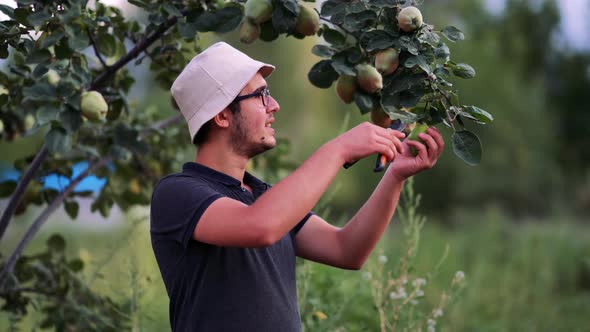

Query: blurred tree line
[[420, 0, 590, 218]]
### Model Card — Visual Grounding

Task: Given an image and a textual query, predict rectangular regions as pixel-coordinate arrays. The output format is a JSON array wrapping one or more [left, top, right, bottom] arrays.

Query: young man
[[150, 42, 444, 331]]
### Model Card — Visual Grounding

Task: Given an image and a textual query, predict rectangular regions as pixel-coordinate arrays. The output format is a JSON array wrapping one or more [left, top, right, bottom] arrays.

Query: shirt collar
[[183, 162, 267, 190]]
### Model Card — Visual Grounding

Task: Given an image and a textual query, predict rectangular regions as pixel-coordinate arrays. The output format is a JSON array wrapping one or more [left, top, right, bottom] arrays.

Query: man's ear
[[212, 109, 231, 129]]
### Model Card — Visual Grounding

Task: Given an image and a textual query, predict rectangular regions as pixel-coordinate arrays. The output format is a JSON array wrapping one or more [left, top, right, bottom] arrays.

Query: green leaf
[[433, 43, 450, 60], [398, 35, 419, 55], [272, 1, 299, 33], [128, 0, 150, 9], [96, 33, 117, 57], [214, 6, 243, 33], [368, 0, 403, 8], [0, 43, 8, 59], [360, 29, 396, 52], [452, 130, 481, 166], [32, 64, 49, 79], [322, 27, 346, 46], [0, 181, 17, 198], [65, 24, 90, 51], [59, 109, 82, 132], [46, 127, 72, 153], [68, 258, 84, 272], [260, 20, 279, 42], [54, 40, 74, 59], [23, 83, 58, 102], [308, 60, 339, 89], [312, 45, 334, 58], [39, 31, 65, 49], [383, 72, 425, 95], [418, 29, 440, 46], [451, 63, 476, 79], [0, 4, 15, 19], [36, 106, 60, 125], [343, 10, 377, 31], [64, 200, 79, 219], [321, 1, 346, 16], [163, 3, 183, 17], [25, 49, 52, 64], [47, 234, 66, 252], [281, 0, 300, 15], [462, 105, 493, 123], [27, 10, 52, 27], [177, 20, 197, 40], [354, 91, 375, 114], [331, 53, 355, 76], [13, 8, 30, 27], [404, 55, 431, 74], [381, 98, 419, 121], [441, 26, 464, 42]]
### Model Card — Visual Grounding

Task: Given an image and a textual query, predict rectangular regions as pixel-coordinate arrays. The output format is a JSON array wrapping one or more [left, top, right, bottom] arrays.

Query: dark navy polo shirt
[[150, 162, 312, 332]]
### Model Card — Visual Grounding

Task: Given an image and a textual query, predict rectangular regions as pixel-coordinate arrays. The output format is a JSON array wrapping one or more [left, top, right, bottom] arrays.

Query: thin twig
[[87, 27, 109, 69], [90, 13, 183, 90], [0, 144, 48, 240]]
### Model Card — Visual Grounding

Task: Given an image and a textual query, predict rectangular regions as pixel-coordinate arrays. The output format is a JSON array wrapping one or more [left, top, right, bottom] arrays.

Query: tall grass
[[1, 206, 589, 331]]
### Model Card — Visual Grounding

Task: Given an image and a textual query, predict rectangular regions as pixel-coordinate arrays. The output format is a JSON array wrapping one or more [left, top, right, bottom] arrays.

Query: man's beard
[[230, 115, 274, 158]]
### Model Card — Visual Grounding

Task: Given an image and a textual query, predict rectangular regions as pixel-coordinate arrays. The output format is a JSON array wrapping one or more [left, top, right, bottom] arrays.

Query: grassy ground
[[1, 205, 589, 331]]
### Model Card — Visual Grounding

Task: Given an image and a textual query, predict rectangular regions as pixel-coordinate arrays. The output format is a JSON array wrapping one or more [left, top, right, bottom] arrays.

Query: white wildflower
[[454, 271, 465, 283], [362, 272, 372, 281], [400, 275, 408, 284], [427, 319, 436, 326], [389, 287, 407, 300], [397, 287, 407, 298], [415, 289, 424, 297], [378, 255, 388, 264], [410, 299, 418, 305], [433, 308, 443, 318], [427, 325, 436, 332], [412, 278, 427, 288]]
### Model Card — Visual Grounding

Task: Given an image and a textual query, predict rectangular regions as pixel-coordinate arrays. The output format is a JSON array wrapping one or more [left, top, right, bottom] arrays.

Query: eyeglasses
[[232, 88, 271, 107]]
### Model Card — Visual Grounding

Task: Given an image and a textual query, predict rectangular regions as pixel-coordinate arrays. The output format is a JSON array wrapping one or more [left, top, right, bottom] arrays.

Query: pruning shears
[[343, 119, 406, 173]]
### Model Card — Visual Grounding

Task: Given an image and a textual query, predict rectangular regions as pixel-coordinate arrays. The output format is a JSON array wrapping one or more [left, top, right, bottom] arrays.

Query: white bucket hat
[[171, 42, 275, 143]]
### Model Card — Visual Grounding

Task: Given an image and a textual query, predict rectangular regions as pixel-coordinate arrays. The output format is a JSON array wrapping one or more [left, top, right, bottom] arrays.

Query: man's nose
[[267, 96, 280, 113]]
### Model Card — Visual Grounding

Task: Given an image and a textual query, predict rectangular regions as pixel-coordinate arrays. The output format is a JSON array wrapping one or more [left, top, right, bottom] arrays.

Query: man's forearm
[[337, 169, 405, 268], [250, 141, 344, 243]]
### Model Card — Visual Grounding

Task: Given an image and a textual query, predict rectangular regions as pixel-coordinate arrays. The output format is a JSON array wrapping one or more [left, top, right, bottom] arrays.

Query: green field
[[2, 203, 588, 331]]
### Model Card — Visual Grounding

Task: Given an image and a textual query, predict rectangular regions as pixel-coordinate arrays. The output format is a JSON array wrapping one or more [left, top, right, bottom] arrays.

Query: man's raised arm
[[193, 123, 405, 247]]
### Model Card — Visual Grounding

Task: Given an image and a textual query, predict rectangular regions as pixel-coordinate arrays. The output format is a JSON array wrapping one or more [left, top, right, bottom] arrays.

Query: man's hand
[[388, 126, 445, 181], [331, 122, 405, 165]]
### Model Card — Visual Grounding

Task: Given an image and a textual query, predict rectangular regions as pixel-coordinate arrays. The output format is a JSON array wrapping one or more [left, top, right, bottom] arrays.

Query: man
[[150, 42, 444, 331]]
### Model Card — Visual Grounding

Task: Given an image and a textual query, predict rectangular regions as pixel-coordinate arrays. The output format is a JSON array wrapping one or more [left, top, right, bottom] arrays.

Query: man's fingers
[[386, 129, 405, 155], [427, 127, 445, 153], [418, 132, 438, 157], [406, 140, 428, 160], [376, 137, 396, 161]]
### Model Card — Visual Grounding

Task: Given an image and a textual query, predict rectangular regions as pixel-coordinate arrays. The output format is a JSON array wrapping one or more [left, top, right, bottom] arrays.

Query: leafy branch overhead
[[306, 0, 493, 165]]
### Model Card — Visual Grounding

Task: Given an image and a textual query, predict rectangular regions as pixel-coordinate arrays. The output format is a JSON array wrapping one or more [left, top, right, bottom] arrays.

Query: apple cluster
[[240, 0, 320, 44]]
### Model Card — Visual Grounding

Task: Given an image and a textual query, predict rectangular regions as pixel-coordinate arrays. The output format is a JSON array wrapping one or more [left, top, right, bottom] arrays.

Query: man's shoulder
[[152, 172, 217, 200]]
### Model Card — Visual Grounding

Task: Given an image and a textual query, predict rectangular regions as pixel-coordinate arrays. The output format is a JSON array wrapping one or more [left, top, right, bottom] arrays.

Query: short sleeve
[[290, 211, 315, 238], [150, 175, 223, 248]]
